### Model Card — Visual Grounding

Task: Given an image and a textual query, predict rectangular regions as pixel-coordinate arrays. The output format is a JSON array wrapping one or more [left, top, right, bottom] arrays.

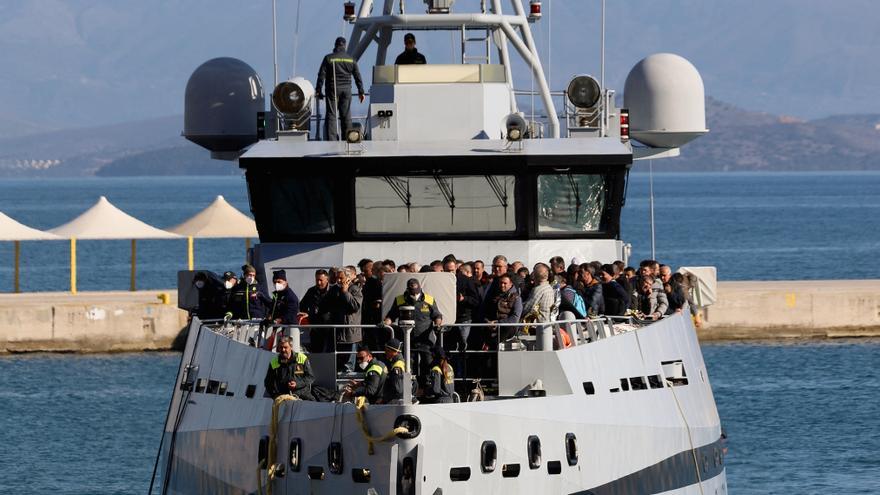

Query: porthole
[[619, 378, 630, 391], [257, 436, 269, 469], [565, 433, 578, 466], [527, 435, 542, 469], [245, 384, 257, 398], [328, 442, 344, 474], [352, 468, 371, 483], [480, 441, 497, 473], [307, 466, 325, 480], [582, 382, 595, 395], [289, 438, 302, 472], [206, 380, 220, 394], [547, 460, 562, 475], [501, 463, 520, 478], [394, 415, 421, 439], [450, 467, 471, 481]]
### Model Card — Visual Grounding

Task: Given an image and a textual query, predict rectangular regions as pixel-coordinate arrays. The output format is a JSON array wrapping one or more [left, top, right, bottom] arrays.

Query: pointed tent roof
[[167, 195, 258, 238], [48, 196, 180, 240], [0, 211, 62, 241]]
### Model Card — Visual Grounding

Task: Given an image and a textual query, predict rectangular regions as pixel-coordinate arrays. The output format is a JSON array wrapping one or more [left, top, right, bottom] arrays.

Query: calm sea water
[[1, 341, 878, 493], [1, 172, 879, 292]]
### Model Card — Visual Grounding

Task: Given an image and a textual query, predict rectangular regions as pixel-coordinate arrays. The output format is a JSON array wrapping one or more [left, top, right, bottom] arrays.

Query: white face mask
[[194, 281, 205, 289], [275, 282, 285, 292], [245, 276, 255, 285], [224, 280, 235, 290], [358, 360, 369, 370]]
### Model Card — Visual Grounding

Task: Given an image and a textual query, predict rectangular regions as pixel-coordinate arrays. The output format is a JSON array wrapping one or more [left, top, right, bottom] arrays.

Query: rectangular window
[[267, 176, 335, 234], [355, 175, 516, 233], [537, 173, 605, 232]]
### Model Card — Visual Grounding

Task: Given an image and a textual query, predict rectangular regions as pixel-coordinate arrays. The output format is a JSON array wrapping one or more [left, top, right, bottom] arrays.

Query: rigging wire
[[292, 0, 302, 76]]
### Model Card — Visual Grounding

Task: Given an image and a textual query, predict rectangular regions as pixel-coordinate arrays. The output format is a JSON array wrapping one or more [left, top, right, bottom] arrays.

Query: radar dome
[[184, 57, 265, 153], [623, 53, 708, 148]]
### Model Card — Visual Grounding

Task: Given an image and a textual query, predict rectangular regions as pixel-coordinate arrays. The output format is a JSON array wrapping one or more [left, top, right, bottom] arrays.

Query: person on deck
[[315, 37, 365, 141], [395, 32, 427, 65], [263, 270, 300, 325], [347, 347, 387, 404], [264, 337, 315, 400], [382, 338, 407, 404], [423, 347, 455, 404]]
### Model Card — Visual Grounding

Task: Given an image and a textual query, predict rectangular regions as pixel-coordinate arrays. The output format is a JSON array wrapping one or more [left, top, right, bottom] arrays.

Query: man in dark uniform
[[192, 271, 223, 320], [315, 37, 365, 141], [219, 271, 238, 319], [347, 347, 387, 404], [382, 338, 406, 403], [264, 337, 315, 400], [263, 270, 300, 324], [395, 32, 427, 65], [229, 264, 267, 320], [384, 278, 443, 348]]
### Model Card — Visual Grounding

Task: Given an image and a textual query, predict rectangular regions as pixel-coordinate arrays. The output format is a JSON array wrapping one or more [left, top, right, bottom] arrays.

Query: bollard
[[157, 293, 171, 305]]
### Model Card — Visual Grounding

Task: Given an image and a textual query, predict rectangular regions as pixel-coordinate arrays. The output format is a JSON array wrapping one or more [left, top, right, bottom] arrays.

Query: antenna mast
[[272, 0, 279, 86]]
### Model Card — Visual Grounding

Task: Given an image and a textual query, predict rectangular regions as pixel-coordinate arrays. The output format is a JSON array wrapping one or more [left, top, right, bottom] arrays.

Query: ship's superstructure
[[155, 1, 724, 493]]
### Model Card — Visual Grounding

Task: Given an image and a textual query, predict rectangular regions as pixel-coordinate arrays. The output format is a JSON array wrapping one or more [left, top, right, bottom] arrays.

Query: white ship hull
[[158, 314, 727, 494]]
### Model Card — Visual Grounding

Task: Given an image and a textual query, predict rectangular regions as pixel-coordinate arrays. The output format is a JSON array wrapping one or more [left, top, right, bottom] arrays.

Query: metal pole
[[600, 0, 606, 136], [245, 238, 251, 261], [13, 240, 20, 293], [187, 236, 194, 271], [291, 326, 302, 353], [272, 0, 279, 87], [649, 159, 656, 260], [292, 0, 302, 76], [70, 238, 77, 295], [403, 325, 412, 404], [130, 239, 137, 292]]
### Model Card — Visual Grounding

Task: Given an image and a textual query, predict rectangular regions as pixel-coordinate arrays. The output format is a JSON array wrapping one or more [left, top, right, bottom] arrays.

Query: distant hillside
[[95, 144, 240, 177], [648, 99, 880, 171], [2, 98, 879, 177]]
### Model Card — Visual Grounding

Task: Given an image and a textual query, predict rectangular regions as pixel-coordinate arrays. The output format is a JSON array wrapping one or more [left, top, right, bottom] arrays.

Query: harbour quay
[[1, 279, 879, 354], [0, 290, 187, 353]]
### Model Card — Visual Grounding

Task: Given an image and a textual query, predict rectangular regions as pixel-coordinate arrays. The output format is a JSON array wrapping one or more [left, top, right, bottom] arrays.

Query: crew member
[[192, 271, 222, 320], [395, 33, 427, 65], [229, 264, 266, 320], [315, 37, 365, 141], [264, 270, 300, 324], [384, 278, 443, 347], [347, 347, 387, 404], [383, 338, 406, 403], [264, 337, 315, 400], [424, 347, 454, 403], [219, 271, 238, 319]]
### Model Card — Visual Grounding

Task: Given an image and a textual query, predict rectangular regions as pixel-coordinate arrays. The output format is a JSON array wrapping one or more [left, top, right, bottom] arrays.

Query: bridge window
[[264, 176, 335, 235], [537, 173, 605, 232], [355, 175, 516, 233]]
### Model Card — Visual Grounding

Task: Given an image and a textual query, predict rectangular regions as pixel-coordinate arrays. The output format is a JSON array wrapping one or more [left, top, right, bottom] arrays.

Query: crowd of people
[[193, 254, 701, 404]]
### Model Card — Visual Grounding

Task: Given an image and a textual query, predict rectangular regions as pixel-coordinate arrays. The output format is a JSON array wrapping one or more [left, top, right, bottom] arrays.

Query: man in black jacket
[[395, 33, 427, 65], [264, 337, 315, 400], [316, 37, 365, 141], [263, 270, 300, 324], [443, 255, 479, 351], [299, 269, 333, 352]]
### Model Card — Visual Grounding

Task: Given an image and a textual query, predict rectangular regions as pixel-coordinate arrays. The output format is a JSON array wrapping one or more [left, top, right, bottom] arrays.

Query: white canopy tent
[[0, 211, 62, 292], [167, 195, 258, 269], [48, 196, 180, 293]]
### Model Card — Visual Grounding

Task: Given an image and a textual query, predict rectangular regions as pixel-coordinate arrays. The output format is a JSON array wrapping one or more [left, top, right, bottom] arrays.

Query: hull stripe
[[572, 436, 726, 495]]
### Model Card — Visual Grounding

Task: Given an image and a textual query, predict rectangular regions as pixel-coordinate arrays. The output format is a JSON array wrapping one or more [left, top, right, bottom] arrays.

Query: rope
[[667, 380, 705, 495], [257, 394, 299, 495], [353, 396, 409, 455]]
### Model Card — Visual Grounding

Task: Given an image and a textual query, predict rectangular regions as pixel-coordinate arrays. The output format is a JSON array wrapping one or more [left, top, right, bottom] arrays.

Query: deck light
[[567, 75, 601, 109], [505, 113, 526, 142], [529, 1, 542, 22], [620, 108, 630, 141], [346, 128, 363, 144], [343, 1, 356, 22]]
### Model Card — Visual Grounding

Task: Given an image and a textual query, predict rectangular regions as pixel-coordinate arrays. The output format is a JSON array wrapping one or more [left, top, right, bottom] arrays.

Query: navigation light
[[566, 75, 601, 109]]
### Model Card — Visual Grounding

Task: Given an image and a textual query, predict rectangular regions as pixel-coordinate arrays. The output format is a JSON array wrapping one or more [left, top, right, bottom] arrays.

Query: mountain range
[[1, 98, 878, 177]]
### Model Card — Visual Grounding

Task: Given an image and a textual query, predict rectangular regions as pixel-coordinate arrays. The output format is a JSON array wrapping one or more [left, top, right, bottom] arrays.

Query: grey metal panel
[[498, 350, 573, 396]]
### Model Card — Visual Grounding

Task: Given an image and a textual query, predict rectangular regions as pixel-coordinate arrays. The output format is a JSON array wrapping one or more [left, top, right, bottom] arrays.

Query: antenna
[[292, 0, 302, 76], [649, 159, 656, 260], [272, 0, 279, 86], [600, 0, 606, 135]]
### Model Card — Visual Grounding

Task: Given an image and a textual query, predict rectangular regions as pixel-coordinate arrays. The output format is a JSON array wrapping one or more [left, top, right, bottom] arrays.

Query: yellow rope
[[353, 396, 409, 455], [257, 394, 298, 495]]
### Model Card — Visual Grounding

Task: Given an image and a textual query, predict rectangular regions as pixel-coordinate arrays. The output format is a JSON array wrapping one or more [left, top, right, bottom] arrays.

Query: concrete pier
[[1, 280, 879, 353], [0, 290, 188, 353]]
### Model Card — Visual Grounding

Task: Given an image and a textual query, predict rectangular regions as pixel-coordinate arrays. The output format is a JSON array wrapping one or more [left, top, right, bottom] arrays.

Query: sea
[[1, 172, 879, 493]]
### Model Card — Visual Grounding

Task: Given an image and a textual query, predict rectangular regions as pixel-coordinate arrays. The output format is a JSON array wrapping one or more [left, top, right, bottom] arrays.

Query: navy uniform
[[385, 279, 443, 347], [229, 279, 267, 320], [382, 338, 407, 403], [193, 272, 223, 320], [264, 352, 315, 400], [395, 32, 428, 65], [262, 270, 300, 324], [315, 37, 365, 141], [425, 349, 455, 403], [356, 357, 387, 404]]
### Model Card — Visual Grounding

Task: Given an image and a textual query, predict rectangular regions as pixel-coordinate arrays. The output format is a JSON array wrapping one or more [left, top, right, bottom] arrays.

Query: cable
[[667, 379, 705, 495]]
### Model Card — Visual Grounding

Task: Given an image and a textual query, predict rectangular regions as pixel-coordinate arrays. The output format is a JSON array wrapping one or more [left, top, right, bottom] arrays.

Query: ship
[[151, 1, 725, 493]]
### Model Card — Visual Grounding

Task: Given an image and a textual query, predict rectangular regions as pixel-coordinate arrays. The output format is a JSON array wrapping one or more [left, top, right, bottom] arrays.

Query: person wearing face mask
[[264, 270, 300, 325], [229, 264, 267, 320], [384, 278, 443, 348], [218, 271, 239, 319], [192, 271, 223, 320], [345, 347, 387, 404]]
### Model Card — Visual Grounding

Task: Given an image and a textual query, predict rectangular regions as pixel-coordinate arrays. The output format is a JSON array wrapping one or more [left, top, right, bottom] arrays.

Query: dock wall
[[1, 280, 878, 353], [0, 291, 188, 353]]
